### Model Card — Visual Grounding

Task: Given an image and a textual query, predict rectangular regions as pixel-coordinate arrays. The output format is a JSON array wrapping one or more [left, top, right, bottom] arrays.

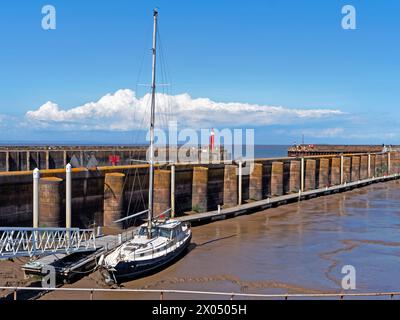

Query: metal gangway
[[0, 227, 96, 259]]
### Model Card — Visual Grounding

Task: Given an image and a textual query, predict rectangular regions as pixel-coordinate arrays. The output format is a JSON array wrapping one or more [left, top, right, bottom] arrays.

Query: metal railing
[[0, 227, 96, 259], [0, 286, 400, 300]]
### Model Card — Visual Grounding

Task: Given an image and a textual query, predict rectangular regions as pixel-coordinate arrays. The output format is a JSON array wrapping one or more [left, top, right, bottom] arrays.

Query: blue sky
[[0, 0, 399, 144]]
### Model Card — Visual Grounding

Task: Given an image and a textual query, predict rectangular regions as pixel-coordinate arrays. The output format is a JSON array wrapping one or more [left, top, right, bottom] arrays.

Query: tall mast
[[148, 8, 158, 237]]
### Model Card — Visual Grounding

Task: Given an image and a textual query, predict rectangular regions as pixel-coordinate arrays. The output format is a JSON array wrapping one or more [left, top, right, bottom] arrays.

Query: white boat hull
[[102, 233, 192, 283]]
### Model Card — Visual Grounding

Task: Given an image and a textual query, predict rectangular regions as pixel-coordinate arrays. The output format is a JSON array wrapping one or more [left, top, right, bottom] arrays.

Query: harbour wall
[[0, 146, 148, 172], [287, 144, 397, 157], [0, 146, 225, 172], [0, 152, 399, 229]]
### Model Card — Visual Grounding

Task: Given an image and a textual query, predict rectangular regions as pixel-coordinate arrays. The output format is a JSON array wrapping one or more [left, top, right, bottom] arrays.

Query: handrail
[[0, 286, 400, 300]]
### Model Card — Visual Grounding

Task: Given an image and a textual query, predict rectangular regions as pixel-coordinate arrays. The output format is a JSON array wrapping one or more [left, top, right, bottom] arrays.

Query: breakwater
[[0, 146, 148, 172], [0, 151, 399, 229], [0, 145, 226, 172], [287, 144, 392, 157]]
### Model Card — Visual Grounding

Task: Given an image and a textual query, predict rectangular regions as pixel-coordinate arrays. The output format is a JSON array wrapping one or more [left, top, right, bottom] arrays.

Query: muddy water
[[43, 180, 400, 300]]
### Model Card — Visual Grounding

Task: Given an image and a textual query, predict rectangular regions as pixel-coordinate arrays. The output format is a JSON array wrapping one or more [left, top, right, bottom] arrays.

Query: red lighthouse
[[210, 128, 215, 152]]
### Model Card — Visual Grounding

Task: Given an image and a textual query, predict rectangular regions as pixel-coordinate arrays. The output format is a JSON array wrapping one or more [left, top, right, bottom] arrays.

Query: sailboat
[[101, 9, 192, 284]]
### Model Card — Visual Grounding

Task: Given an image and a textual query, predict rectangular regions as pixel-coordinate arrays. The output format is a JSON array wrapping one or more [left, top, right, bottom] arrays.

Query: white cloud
[[302, 128, 345, 138], [25, 89, 344, 131]]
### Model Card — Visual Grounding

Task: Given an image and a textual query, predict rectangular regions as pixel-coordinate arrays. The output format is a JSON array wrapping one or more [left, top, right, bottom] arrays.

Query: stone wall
[[0, 152, 396, 228]]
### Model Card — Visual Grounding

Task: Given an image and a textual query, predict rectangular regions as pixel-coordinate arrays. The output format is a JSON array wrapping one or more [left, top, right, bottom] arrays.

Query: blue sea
[[253, 145, 289, 158]]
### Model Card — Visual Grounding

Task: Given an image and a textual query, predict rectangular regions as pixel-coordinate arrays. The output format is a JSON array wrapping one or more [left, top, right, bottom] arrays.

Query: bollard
[[318, 159, 329, 188], [271, 162, 284, 196], [289, 160, 301, 193], [154, 170, 171, 217], [103, 173, 125, 228], [342, 157, 351, 183], [249, 163, 263, 200], [39, 177, 64, 227], [192, 167, 209, 213], [223, 165, 238, 208], [360, 155, 368, 180], [351, 156, 360, 182], [331, 157, 341, 186], [305, 159, 316, 190]]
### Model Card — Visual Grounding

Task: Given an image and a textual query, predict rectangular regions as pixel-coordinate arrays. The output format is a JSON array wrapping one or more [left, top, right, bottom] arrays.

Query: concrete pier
[[271, 162, 283, 196], [331, 157, 341, 186], [390, 152, 400, 174], [192, 167, 208, 213], [351, 156, 360, 182], [305, 159, 316, 190], [249, 163, 263, 201], [289, 160, 301, 193], [103, 173, 125, 228], [343, 157, 351, 183], [370, 154, 376, 177], [318, 158, 330, 188], [360, 156, 368, 180], [375, 154, 383, 177], [154, 170, 171, 216], [382, 153, 388, 176], [223, 165, 238, 208], [39, 177, 64, 228]]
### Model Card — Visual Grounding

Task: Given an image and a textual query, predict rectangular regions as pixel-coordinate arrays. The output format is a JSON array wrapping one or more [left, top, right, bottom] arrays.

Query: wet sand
[[39, 180, 400, 299], [0, 258, 33, 299]]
